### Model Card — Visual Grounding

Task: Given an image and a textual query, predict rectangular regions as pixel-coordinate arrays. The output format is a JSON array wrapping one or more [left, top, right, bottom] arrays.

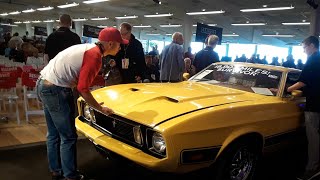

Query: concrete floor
[[0, 139, 316, 180]]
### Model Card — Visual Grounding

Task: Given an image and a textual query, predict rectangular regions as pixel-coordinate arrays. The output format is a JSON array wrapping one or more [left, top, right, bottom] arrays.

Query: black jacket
[[193, 46, 219, 73], [113, 34, 146, 83]]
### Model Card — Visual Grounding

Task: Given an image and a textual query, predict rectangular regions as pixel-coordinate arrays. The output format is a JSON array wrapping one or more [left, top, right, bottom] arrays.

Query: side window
[[284, 71, 302, 97]]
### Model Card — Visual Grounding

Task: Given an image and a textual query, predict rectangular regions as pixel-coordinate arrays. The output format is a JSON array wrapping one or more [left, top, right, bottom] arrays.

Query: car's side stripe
[[264, 128, 305, 147]]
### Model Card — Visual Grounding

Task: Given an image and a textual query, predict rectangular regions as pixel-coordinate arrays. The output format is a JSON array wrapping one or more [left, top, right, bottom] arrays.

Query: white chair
[[21, 70, 44, 123]]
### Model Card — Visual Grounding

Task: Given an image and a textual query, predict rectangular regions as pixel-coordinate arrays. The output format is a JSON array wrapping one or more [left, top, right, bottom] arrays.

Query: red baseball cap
[[98, 27, 129, 44]]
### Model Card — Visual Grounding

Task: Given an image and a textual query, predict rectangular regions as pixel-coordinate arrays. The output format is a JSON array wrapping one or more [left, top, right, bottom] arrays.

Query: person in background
[[287, 36, 320, 180], [113, 22, 146, 83], [282, 54, 296, 68], [37, 28, 127, 180], [193, 35, 220, 73], [184, 46, 195, 61], [261, 55, 268, 64], [184, 57, 196, 77], [297, 59, 304, 70], [44, 14, 81, 64], [270, 57, 280, 66], [148, 45, 159, 57], [144, 55, 160, 82], [159, 32, 185, 82]]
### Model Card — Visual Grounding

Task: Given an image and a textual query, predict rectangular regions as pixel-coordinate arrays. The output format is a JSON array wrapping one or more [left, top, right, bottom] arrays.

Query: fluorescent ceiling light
[[240, 6, 294, 12], [232, 23, 266, 26], [83, 0, 109, 4], [73, 18, 87, 21], [56, 19, 60, 22], [0, 13, 8, 16], [115, 15, 138, 19], [58, 2, 79, 8], [43, 20, 55, 23], [32, 20, 41, 23], [14, 21, 22, 24], [262, 34, 294, 37], [144, 13, 173, 17], [97, 25, 108, 28], [9, 11, 21, 15], [133, 25, 151, 28], [186, 10, 225, 15], [37, 6, 54, 11], [160, 24, 182, 27], [22, 9, 36, 13], [0, 23, 18, 27], [193, 24, 217, 26], [282, 22, 310, 25], [23, 21, 31, 24], [146, 33, 160, 36], [223, 34, 239, 37], [166, 33, 172, 36], [91, 17, 109, 21]]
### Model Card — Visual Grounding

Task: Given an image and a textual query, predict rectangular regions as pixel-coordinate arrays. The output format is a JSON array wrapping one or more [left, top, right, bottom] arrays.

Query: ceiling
[[0, 0, 317, 46]]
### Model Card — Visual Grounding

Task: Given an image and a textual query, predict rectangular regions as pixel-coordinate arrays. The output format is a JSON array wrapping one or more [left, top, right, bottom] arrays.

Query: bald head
[[59, 14, 72, 27], [172, 32, 184, 45]]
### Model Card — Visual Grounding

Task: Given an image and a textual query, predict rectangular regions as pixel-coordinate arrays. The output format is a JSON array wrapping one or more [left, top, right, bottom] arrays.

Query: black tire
[[211, 139, 261, 180]]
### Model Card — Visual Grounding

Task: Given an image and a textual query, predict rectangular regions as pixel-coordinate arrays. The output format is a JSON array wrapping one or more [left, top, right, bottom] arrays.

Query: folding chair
[[0, 71, 20, 124], [21, 70, 44, 123]]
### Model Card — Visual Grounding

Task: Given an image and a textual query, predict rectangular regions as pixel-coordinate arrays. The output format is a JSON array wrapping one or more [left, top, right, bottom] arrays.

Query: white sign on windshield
[[195, 70, 213, 79]]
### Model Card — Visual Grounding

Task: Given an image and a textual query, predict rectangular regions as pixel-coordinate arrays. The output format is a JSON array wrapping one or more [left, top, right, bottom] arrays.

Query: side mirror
[[291, 90, 303, 98], [183, 73, 190, 81]]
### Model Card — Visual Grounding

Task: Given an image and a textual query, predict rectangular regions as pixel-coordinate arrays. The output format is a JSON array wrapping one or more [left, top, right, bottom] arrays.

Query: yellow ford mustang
[[76, 62, 305, 180]]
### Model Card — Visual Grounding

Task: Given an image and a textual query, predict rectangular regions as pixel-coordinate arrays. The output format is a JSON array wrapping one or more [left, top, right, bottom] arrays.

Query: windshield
[[190, 64, 283, 96]]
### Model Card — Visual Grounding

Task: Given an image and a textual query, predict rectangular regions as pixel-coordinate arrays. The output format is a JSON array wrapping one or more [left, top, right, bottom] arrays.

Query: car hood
[[91, 81, 262, 127]]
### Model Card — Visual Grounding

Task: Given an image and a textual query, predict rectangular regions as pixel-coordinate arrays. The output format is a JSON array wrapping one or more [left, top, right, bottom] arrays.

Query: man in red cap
[[36, 27, 128, 180]]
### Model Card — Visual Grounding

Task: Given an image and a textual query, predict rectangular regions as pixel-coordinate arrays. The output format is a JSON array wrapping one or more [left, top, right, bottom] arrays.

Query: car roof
[[215, 62, 301, 73]]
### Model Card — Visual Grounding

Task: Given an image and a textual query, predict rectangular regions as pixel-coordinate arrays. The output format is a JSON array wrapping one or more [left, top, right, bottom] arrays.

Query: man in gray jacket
[[160, 32, 185, 82]]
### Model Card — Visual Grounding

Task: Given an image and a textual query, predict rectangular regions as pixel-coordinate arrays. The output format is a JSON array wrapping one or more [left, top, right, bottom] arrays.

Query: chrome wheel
[[228, 146, 254, 180]]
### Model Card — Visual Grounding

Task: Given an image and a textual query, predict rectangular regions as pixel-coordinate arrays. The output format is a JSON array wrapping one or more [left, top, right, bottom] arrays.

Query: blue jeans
[[305, 111, 320, 171], [36, 79, 79, 179]]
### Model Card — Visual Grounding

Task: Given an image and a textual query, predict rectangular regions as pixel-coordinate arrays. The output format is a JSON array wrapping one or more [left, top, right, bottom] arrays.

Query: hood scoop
[[130, 88, 140, 92]]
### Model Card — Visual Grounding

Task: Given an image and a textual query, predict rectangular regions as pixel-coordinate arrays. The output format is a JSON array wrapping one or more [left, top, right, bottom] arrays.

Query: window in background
[[191, 42, 204, 54], [215, 44, 227, 58], [292, 46, 307, 64], [257, 45, 288, 64], [229, 44, 256, 61]]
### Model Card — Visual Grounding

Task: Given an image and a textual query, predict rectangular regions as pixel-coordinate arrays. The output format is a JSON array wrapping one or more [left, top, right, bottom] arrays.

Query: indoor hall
[[0, 0, 320, 179]]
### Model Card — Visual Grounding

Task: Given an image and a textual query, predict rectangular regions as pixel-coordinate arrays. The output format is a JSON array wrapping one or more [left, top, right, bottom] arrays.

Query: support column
[[26, 23, 32, 37], [46, 22, 53, 36], [226, 43, 230, 57], [288, 46, 293, 55], [183, 14, 193, 53], [116, 19, 122, 29], [74, 21, 83, 38], [310, 7, 320, 38]]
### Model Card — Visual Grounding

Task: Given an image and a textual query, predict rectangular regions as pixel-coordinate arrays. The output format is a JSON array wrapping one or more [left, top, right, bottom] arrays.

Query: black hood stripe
[[153, 100, 250, 127]]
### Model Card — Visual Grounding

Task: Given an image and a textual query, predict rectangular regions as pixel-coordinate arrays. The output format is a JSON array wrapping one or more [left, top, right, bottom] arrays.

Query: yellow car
[[76, 62, 305, 180]]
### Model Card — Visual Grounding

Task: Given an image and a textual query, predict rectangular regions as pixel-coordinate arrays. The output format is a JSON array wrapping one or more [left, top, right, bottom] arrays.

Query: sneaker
[[297, 169, 320, 180]]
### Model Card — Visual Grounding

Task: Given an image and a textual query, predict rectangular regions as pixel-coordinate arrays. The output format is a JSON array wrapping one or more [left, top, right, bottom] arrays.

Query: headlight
[[152, 132, 166, 154], [83, 104, 94, 122]]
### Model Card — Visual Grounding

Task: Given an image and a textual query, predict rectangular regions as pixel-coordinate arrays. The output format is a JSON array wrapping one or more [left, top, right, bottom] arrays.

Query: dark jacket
[[44, 27, 81, 61], [113, 34, 146, 83], [193, 46, 219, 73]]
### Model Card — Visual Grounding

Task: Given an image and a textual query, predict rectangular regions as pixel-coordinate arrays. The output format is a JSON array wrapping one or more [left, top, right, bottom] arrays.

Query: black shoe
[[64, 174, 85, 180], [52, 174, 64, 180], [297, 169, 320, 180]]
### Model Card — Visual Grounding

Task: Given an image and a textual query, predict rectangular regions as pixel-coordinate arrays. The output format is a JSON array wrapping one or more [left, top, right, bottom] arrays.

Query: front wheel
[[211, 140, 260, 180]]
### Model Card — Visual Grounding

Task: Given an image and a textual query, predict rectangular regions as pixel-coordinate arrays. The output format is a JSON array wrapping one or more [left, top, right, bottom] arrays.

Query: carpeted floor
[[0, 138, 315, 180]]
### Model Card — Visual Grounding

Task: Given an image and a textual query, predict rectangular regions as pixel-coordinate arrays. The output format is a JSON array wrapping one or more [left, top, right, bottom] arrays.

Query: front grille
[[92, 110, 137, 145]]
